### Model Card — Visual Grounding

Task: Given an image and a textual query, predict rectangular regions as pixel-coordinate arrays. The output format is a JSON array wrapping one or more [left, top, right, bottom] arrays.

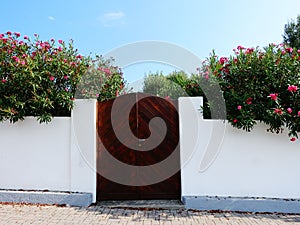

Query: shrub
[[198, 44, 300, 140], [0, 32, 89, 123], [143, 71, 188, 99], [75, 55, 126, 102]]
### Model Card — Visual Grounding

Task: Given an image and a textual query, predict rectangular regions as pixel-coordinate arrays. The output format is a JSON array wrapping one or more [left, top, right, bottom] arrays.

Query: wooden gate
[[97, 93, 181, 200]]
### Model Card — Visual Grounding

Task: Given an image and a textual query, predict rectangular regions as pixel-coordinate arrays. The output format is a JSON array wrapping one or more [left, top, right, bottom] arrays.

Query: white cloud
[[99, 11, 125, 27], [103, 11, 125, 21], [48, 16, 56, 21]]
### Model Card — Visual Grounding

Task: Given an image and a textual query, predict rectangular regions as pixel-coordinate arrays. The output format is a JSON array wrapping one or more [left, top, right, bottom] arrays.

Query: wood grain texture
[[97, 93, 180, 200]]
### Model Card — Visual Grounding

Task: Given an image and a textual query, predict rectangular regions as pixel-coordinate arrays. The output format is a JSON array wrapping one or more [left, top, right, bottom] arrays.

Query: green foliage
[[283, 15, 300, 49], [204, 44, 300, 139], [143, 71, 188, 99], [0, 32, 89, 123], [76, 55, 126, 102]]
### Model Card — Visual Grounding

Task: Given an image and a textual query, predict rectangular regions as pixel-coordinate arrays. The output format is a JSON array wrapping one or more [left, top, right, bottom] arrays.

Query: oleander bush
[[197, 44, 300, 140], [0, 31, 89, 123], [76, 55, 126, 102]]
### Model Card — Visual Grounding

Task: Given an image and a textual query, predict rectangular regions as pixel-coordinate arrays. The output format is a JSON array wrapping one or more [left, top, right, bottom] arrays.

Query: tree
[[283, 15, 300, 49], [142, 71, 188, 99]]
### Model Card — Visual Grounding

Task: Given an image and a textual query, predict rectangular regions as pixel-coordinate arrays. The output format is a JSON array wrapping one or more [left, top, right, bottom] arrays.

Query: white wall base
[[0, 190, 92, 207], [182, 196, 300, 213]]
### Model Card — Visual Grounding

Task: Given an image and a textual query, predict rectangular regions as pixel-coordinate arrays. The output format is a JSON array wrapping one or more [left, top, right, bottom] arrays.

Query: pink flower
[[14, 32, 20, 37], [1, 79, 7, 83], [101, 68, 111, 75], [246, 97, 252, 105], [282, 50, 286, 55], [58, 40, 63, 44], [287, 108, 293, 114], [164, 96, 171, 100], [237, 45, 245, 51], [298, 50, 300, 53], [63, 75, 68, 80], [288, 85, 298, 93], [49, 76, 55, 81], [269, 93, 278, 101], [298, 111, 300, 116], [286, 47, 293, 53], [76, 54, 83, 59], [290, 137, 297, 142], [237, 105, 242, 110], [20, 61, 25, 65], [245, 48, 254, 54], [6, 31, 12, 35], [233, 119, 238, 123], [219, 57, 228, 64], [274, 108, 283, 115], [13, 57, 20, 63]]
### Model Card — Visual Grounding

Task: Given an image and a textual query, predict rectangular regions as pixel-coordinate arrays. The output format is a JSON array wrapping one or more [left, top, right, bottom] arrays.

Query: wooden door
[[97, 93, 180, 200]]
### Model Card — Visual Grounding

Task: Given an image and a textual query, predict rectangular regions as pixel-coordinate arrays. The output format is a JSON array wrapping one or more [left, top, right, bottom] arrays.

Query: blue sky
[[1, 0, 300, 83]]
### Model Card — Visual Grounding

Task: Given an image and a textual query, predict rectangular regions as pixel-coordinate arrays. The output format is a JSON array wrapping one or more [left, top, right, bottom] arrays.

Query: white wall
[[70, 99, 97, 202], [179, 97, 300, 199], [0, 99, 97, 202]]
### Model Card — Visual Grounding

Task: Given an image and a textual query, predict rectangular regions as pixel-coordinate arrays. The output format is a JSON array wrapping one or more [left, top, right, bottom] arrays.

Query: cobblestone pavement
[[1, 203, 300, 225]]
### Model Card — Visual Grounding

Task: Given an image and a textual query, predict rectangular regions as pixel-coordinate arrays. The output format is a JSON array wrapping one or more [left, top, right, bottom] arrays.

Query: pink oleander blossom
[[237, 45, 245, 51], [290, 137, 297, 142], [274, 108, 283, 115], [219, 57, 228, 64], [286, 47, 293, 53], [269, 93, 278, 101], [246, 97, 252, 105], [288, 85, 298, 93]]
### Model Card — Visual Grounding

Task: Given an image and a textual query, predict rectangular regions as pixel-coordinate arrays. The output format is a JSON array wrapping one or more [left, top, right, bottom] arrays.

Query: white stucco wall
[[0, 99, 97, 202], [179, 97, 300, 199]]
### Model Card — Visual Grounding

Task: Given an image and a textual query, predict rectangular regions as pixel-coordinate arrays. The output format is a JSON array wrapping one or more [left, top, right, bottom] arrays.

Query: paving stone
[[1, 202, 300, 224]]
